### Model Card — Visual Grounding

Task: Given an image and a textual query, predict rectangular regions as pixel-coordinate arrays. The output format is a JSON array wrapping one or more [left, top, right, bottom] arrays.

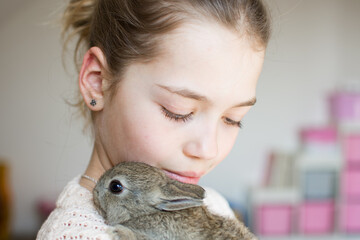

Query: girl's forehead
[[119, 21, 264, 110], [144, 22, 264, 100], [157, 21, 263, 74], [161, 21, 245, 57]]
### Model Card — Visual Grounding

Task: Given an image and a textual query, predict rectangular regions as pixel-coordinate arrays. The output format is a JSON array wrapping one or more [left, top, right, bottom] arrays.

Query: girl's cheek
[[219, 128, 239, 157], [130, 119, 174, 157]]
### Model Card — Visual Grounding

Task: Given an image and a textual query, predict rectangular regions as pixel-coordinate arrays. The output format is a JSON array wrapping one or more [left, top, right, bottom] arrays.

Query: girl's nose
[[182, 123, 219, 160]]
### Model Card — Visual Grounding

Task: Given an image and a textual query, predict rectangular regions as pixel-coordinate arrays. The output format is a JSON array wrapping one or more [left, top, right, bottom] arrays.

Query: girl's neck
[[79, 144, 109, 191]]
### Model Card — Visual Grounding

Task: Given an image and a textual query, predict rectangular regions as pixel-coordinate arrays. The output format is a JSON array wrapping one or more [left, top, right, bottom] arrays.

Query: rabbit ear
[[154, 180, 205, 211], [156, 198, 203, 211]]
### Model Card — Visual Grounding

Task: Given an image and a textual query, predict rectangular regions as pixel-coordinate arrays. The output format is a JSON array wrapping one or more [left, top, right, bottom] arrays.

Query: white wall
[[0, 0, 359, 235], [0, 0, 92, 234]]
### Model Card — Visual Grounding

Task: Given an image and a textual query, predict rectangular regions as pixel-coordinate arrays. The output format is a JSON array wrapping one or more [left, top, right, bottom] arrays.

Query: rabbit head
[[93, 162, 205, 226]]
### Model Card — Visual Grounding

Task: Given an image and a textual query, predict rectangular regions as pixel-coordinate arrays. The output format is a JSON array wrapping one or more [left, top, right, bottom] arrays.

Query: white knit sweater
[[36, 176, 235, 240]]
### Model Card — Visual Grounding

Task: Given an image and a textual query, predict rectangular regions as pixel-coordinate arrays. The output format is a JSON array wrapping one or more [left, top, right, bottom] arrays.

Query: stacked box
[[329, 91, 360, 133], [298, 200, 335, 234], [303, 170, 337, 200], [296, 127, 340, 235], [340, 135, 360, 233], [340, 202, 360, 233], [343, 135, 360, 169], [251, 187, 299, 236], [251, 152, 299, 236], [250, 88, 360, 237], [256, 204, 293, 235]]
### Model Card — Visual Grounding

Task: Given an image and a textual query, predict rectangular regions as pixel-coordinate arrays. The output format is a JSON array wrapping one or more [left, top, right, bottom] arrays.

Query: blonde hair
[[62, 0, 271, 130]]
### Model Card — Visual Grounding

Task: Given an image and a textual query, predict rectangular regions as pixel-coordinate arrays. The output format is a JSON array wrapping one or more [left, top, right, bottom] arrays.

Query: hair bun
[[62, 0, 96, 68]]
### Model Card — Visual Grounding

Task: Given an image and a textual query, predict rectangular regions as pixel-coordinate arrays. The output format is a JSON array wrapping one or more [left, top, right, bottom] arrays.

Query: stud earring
[[90, 99, 96, 106]]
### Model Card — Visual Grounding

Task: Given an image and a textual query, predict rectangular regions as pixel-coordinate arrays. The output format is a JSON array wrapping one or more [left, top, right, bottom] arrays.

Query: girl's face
[[96, 21, 265, 184]]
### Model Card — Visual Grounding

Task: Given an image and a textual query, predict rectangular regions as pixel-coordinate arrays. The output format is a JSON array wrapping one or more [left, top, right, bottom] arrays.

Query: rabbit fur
[[93, 162, 257, 240]]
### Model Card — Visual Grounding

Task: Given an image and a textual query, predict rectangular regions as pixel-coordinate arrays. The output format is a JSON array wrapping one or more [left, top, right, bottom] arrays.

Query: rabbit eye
[[109, 180, 124, 194]]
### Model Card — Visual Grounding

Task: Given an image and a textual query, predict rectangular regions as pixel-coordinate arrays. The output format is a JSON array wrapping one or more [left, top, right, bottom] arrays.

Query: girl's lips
[[163, 169, 201, 184]]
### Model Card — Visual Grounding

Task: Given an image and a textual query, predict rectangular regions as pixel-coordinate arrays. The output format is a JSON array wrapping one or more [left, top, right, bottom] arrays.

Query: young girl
[[37, 0, 270, 239]]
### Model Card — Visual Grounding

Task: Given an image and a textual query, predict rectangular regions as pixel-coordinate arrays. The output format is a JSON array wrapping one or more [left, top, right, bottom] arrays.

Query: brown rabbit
[[93, 162, 257, 240]]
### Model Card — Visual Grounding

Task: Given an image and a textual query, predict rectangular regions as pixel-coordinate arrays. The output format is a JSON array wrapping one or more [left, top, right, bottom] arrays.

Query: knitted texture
[[36, 176, 235, 239]]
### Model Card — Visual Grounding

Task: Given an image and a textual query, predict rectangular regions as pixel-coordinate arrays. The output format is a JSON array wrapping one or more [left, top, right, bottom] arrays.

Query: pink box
[[340, 202, 360, 233], [329, 92, 360, 122], [342, 169, 360, 201], [300, 127, 337, 145], [344, 135, 360, 167], [298, 201, 334, 235], [256, 205, 293, 236]]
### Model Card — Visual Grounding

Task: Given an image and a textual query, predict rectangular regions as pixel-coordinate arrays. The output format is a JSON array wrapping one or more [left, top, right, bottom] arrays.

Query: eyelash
[[161, 107, 193, 123], [161, 106, 243, 128], [223, 117, 243, 128]]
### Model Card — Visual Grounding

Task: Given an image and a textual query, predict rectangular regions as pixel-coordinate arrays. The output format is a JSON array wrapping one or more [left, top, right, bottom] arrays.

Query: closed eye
[[161, 106, 243, 128], [161, 106, 193, 123], [223, 117, 243, 128]]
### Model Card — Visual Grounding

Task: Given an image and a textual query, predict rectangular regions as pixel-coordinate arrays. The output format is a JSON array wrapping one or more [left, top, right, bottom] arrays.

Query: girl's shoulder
[[36, 176, 111, 240], [36, 177, 234, 239], [202, 186, 236, 219]]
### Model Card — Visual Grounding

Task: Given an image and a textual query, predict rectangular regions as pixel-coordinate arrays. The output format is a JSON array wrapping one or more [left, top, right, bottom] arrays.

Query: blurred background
[[0, 0, 359, 239]]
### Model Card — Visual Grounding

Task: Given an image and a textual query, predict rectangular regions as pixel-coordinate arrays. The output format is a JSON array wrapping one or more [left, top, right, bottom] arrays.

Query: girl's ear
[[79, 46, 108, 111]]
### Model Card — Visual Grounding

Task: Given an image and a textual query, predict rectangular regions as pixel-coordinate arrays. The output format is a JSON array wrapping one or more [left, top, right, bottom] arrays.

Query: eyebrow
[[156, 84, 257, 107]]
